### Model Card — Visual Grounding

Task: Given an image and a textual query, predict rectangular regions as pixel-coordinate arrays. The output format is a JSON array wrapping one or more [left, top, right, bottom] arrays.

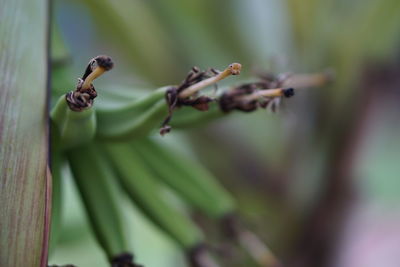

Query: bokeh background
[[50, 0, 400, 266]]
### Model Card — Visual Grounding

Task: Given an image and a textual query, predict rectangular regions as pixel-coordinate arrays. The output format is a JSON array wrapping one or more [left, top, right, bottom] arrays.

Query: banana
[[131, 138, 235, 219], [102, 142, 203, 248], [95, 63, 241, 141], [131, 139, 282, 266], [102, 143, 223, 267], [50, 97, 97, 150], [95, 91, 168, 141], [170, 103, 224, 129], [67, 143, 141, 266], [51, 55, 114, 149], [95, 87, 228, 140]]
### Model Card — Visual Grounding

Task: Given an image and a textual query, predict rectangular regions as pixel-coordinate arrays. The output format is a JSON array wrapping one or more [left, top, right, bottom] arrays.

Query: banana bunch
[[49, 55, 238, 267], [49, 46, 330, 266]]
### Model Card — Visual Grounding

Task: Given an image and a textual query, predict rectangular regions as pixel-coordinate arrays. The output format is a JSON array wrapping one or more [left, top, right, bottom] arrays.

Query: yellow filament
[[81, 67, 106, 91], [178, 63, 242, 99]]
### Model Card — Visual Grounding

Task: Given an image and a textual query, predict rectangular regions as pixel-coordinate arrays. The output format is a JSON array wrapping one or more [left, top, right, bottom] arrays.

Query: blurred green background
[[50, 0, 400, 266]]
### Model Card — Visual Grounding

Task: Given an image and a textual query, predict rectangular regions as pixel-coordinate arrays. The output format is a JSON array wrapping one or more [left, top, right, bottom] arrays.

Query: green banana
[[95, 87, 228, 141], [170, 103, 224, 129], [51, 55, 114, 149], [131, 138, 235, 219], [50, 97, 97, 150], [95, 63, 241, 141], [103, 143, 223, 266], [102, 142, 203, 249], [131, 139, 282, 266], [95, 89, 168, 141], [67, 143, 141, 266]]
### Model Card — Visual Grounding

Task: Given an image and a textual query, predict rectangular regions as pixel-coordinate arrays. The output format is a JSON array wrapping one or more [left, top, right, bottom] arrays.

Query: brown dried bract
[[219, 83, 259, 113], [66, 79, 97, 111], [219, 81, 294, 113], [160, 67, 218, 135], [66, 55, 113, 111], [219, 71, 296, 113]]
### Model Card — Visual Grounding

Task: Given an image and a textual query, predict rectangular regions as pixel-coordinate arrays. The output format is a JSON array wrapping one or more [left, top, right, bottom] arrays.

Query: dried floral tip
[[227, 63, 242, 76], [180, 95, 213, 111], [94, 55, 114, 71], [159, 64, 239, 135], [283, 87, 295, 97], [178, 63, 242, 99], [111, 253, 143, 267], [66, 55, 113, 111], [65, 90, 97, 111], [219, 86, 294, 113], [159, 125, 171, 136], [81, 55, 114, 91]]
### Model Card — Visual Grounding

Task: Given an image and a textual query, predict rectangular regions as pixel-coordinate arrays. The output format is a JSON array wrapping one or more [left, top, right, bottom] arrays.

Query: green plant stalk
[[50, 95, 97, 149], [67, 143, 129, 259], [132, 138, 235, 219], [103, 143, 204, 249], [0, 0, 50, 265]]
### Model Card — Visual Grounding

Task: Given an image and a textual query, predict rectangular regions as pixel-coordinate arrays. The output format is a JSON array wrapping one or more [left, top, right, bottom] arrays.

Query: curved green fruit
[[67, 144, 129, 260], [95, 87, 168, 141], [103, 143, 204, 249], [131, 138, 235, 219], [170, 103, 224, 129], [95, 87, 228, 141], [50, 96, 96, 150]]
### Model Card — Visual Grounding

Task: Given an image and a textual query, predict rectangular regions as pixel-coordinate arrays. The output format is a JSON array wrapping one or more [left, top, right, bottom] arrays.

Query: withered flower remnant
[[66, 55, 114, 111], [160, 63, 242, 135]]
